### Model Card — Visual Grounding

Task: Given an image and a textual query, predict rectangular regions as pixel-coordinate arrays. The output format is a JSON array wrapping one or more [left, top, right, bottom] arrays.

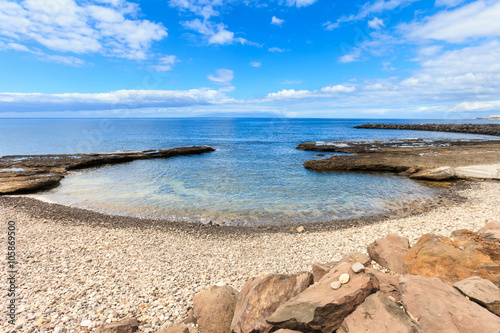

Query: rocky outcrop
[[156, 325, 197, 333], [312, 252, 371, 282], [266, 263, 379, 333], [193, 285, 238, 333], [230, 272, 313, 333], [0, 146, 215, 194], [367, 234, 410, 274], [364, 268, 402, 301], [478, 220, 500, 243], [299, 139, 500, 181], [454, 276, 500, 316], [354, 123, 500, 136], [337, 292, 424, 333], [400, 274, 500, 332], [403, 230, 500, 286], [95, 317, 139, 333]]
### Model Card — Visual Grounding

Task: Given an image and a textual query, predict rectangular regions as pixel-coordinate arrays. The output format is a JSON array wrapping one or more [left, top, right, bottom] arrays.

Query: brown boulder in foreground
[[367, 234, 410, 274], [337, 292, 424, 333], [478, 220, 500, 243], [400, 274, 500, 333], [404, 230, 500, 286], [266, 263, 379, 333], [454, 276, 500, 316], [95, 318, 139, 333], [364, 268, 402, 301], [230, 272, 313, 333], [193, 285, 238, 333], [156, 324, 197, 333]]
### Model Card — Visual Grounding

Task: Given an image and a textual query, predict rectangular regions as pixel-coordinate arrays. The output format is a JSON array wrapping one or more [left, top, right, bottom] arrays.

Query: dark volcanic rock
[[354, 123, 500, 136], [0, 146, 215, 195]]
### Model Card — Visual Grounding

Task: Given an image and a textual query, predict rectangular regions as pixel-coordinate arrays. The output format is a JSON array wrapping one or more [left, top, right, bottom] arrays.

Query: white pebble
[[339, 273, 350, 284], [330, 281, 342, 290], [351, 262, 365, 273]]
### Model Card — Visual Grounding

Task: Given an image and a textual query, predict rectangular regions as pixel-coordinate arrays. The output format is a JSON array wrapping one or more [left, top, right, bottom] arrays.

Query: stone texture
[[193, 285, 238, 333], [273, 330, 302, 333], [312, 252, 370, 283], [400, 274, 500, 333], [365, 268, 402, 302], [410, 166, 456, 180], [95, 318, 139, 333], [155, 325, 197, 333], [367, 234, 410, 274], [312, 261, 337, 283], [454, 164, 500, 179], [230, 272, 313, 333], [266, 262, 379, 333], [404, 230, 500, 286], [478, 220, 500, 243], [454, 276, 500, 316], [351, 262, 365, 273], [337, 292, 424, 333]]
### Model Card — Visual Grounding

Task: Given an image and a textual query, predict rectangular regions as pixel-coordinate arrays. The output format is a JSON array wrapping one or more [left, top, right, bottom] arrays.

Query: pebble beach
[[1, 180, 499, 332]]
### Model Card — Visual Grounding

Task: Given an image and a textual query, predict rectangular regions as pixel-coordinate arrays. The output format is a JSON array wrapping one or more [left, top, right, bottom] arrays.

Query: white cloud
[[322, 21, 339, 31], [286, 0, 318, 8], [435, 0, 466, 8], [250, 61, 261, 67], [271, 16, 285, 26], [368, 17, 385, 29], [404, 0, 500, 43], [263, 84, 356, 101], [339, 49, 362, 63], [207, 68, 235, 91], [0, 0, 167, 60], [182, 19, 256, 46], [0, 89, 233, 112], [268, 47, 289, 53], [42, 54, 86, 66], [151, 55, 178, 72]]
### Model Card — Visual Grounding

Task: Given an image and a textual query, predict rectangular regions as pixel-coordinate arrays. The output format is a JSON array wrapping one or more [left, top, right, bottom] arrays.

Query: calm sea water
[[1, 118, 498, 226]]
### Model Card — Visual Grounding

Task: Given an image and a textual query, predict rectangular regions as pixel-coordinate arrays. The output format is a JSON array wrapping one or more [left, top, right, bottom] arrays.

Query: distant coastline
[[474, 114, 500, 120]]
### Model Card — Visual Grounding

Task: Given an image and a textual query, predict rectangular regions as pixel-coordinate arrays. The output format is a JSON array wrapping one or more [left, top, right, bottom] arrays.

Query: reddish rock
[[230, 272, 313, 333], [95, 318, 139, 333], [337, 292, 424, 333], [400, 274, 500, 332], [478, 220, 500, 243], [155, 325, 197, 333], [404, 231, 500, 286], [273, 330, 302, 333], [266, 263, 379, 333], [193, 285, 238, 333], [454, 276, 500, 316], [312, 252, 370, 283], [367, 234, 410, 274], [365, 268, 402, 301]]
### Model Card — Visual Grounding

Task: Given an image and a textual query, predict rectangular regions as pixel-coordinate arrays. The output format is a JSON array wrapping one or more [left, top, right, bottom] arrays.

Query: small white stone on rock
[[339, 273, 350, 284], [330, 281, 342, 290], [351, 262, 365, 273]]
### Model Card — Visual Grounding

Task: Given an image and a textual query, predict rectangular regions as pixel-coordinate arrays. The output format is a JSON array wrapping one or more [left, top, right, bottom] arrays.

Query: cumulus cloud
[[368, 17, 385, 29], [151, 55, 178, 72], [339, 49, 362, 63], [0, 89, 233, 112], [271, 16, 285, 26], [0, 0, 167, 60], [286, 0, 318, 8], [181, 19, 256, 46], [263, 84, 356, 101], [403, 0, 500, 43], [207, 68, 235, 91], [250, 61, 261, 67]]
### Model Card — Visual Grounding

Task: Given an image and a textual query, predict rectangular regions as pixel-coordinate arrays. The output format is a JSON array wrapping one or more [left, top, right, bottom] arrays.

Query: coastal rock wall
[[0, 146, 215, 194], [354, 123, 500, 136]]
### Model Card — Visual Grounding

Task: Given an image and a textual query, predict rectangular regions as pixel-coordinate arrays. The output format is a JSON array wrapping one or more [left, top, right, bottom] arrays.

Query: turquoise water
[[1, 118, 498, 226]]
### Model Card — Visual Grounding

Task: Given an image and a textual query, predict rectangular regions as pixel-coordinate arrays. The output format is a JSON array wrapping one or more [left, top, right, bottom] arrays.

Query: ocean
[[0, 118, 497, 226]]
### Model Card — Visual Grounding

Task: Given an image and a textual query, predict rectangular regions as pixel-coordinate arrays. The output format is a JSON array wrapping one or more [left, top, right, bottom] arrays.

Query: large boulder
[[95, 318, 139, 333], [403, 230, 500, 286], [312, 252, 371, 283], [478, 220, 500, 243], [155, 325, 197, 333], [367, 234, 410, 274], [193, 285, 238, 333], [454, 276, 500, 316], [337, 292, 424, 333], [400, 274, 500, 332], [364, 268, 402, 301], [266, 263, 379, 333], [230, 272, 313, 333]]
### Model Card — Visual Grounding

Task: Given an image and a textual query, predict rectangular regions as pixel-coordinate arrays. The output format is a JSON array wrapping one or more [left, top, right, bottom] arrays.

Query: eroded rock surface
[[193, 285, 238, 333], [454, 276, 500, 316], [367, 234, 410, 274], [478, 220, 500, 243]]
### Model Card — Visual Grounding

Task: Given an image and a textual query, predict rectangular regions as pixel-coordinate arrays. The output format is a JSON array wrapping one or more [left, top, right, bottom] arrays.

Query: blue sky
[[0, 0, 499, 118]]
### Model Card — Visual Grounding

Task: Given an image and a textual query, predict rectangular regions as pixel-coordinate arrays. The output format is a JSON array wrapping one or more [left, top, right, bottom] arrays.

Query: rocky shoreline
[[299, 139, 500, 181], [0, 146, 215, 195], [354, 123, 500, 136], [1, 181, 499, 332]]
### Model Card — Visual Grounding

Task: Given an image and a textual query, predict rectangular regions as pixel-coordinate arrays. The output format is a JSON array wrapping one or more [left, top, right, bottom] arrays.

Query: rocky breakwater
[[298, 139, 500, 181], [0, 146, 215, 194], [90, 220, 500, 333], [354, 123, 500, 137]]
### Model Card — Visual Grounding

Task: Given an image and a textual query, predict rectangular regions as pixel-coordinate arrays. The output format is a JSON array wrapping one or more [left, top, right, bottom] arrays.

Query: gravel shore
[[1, 180, 499, 332]]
